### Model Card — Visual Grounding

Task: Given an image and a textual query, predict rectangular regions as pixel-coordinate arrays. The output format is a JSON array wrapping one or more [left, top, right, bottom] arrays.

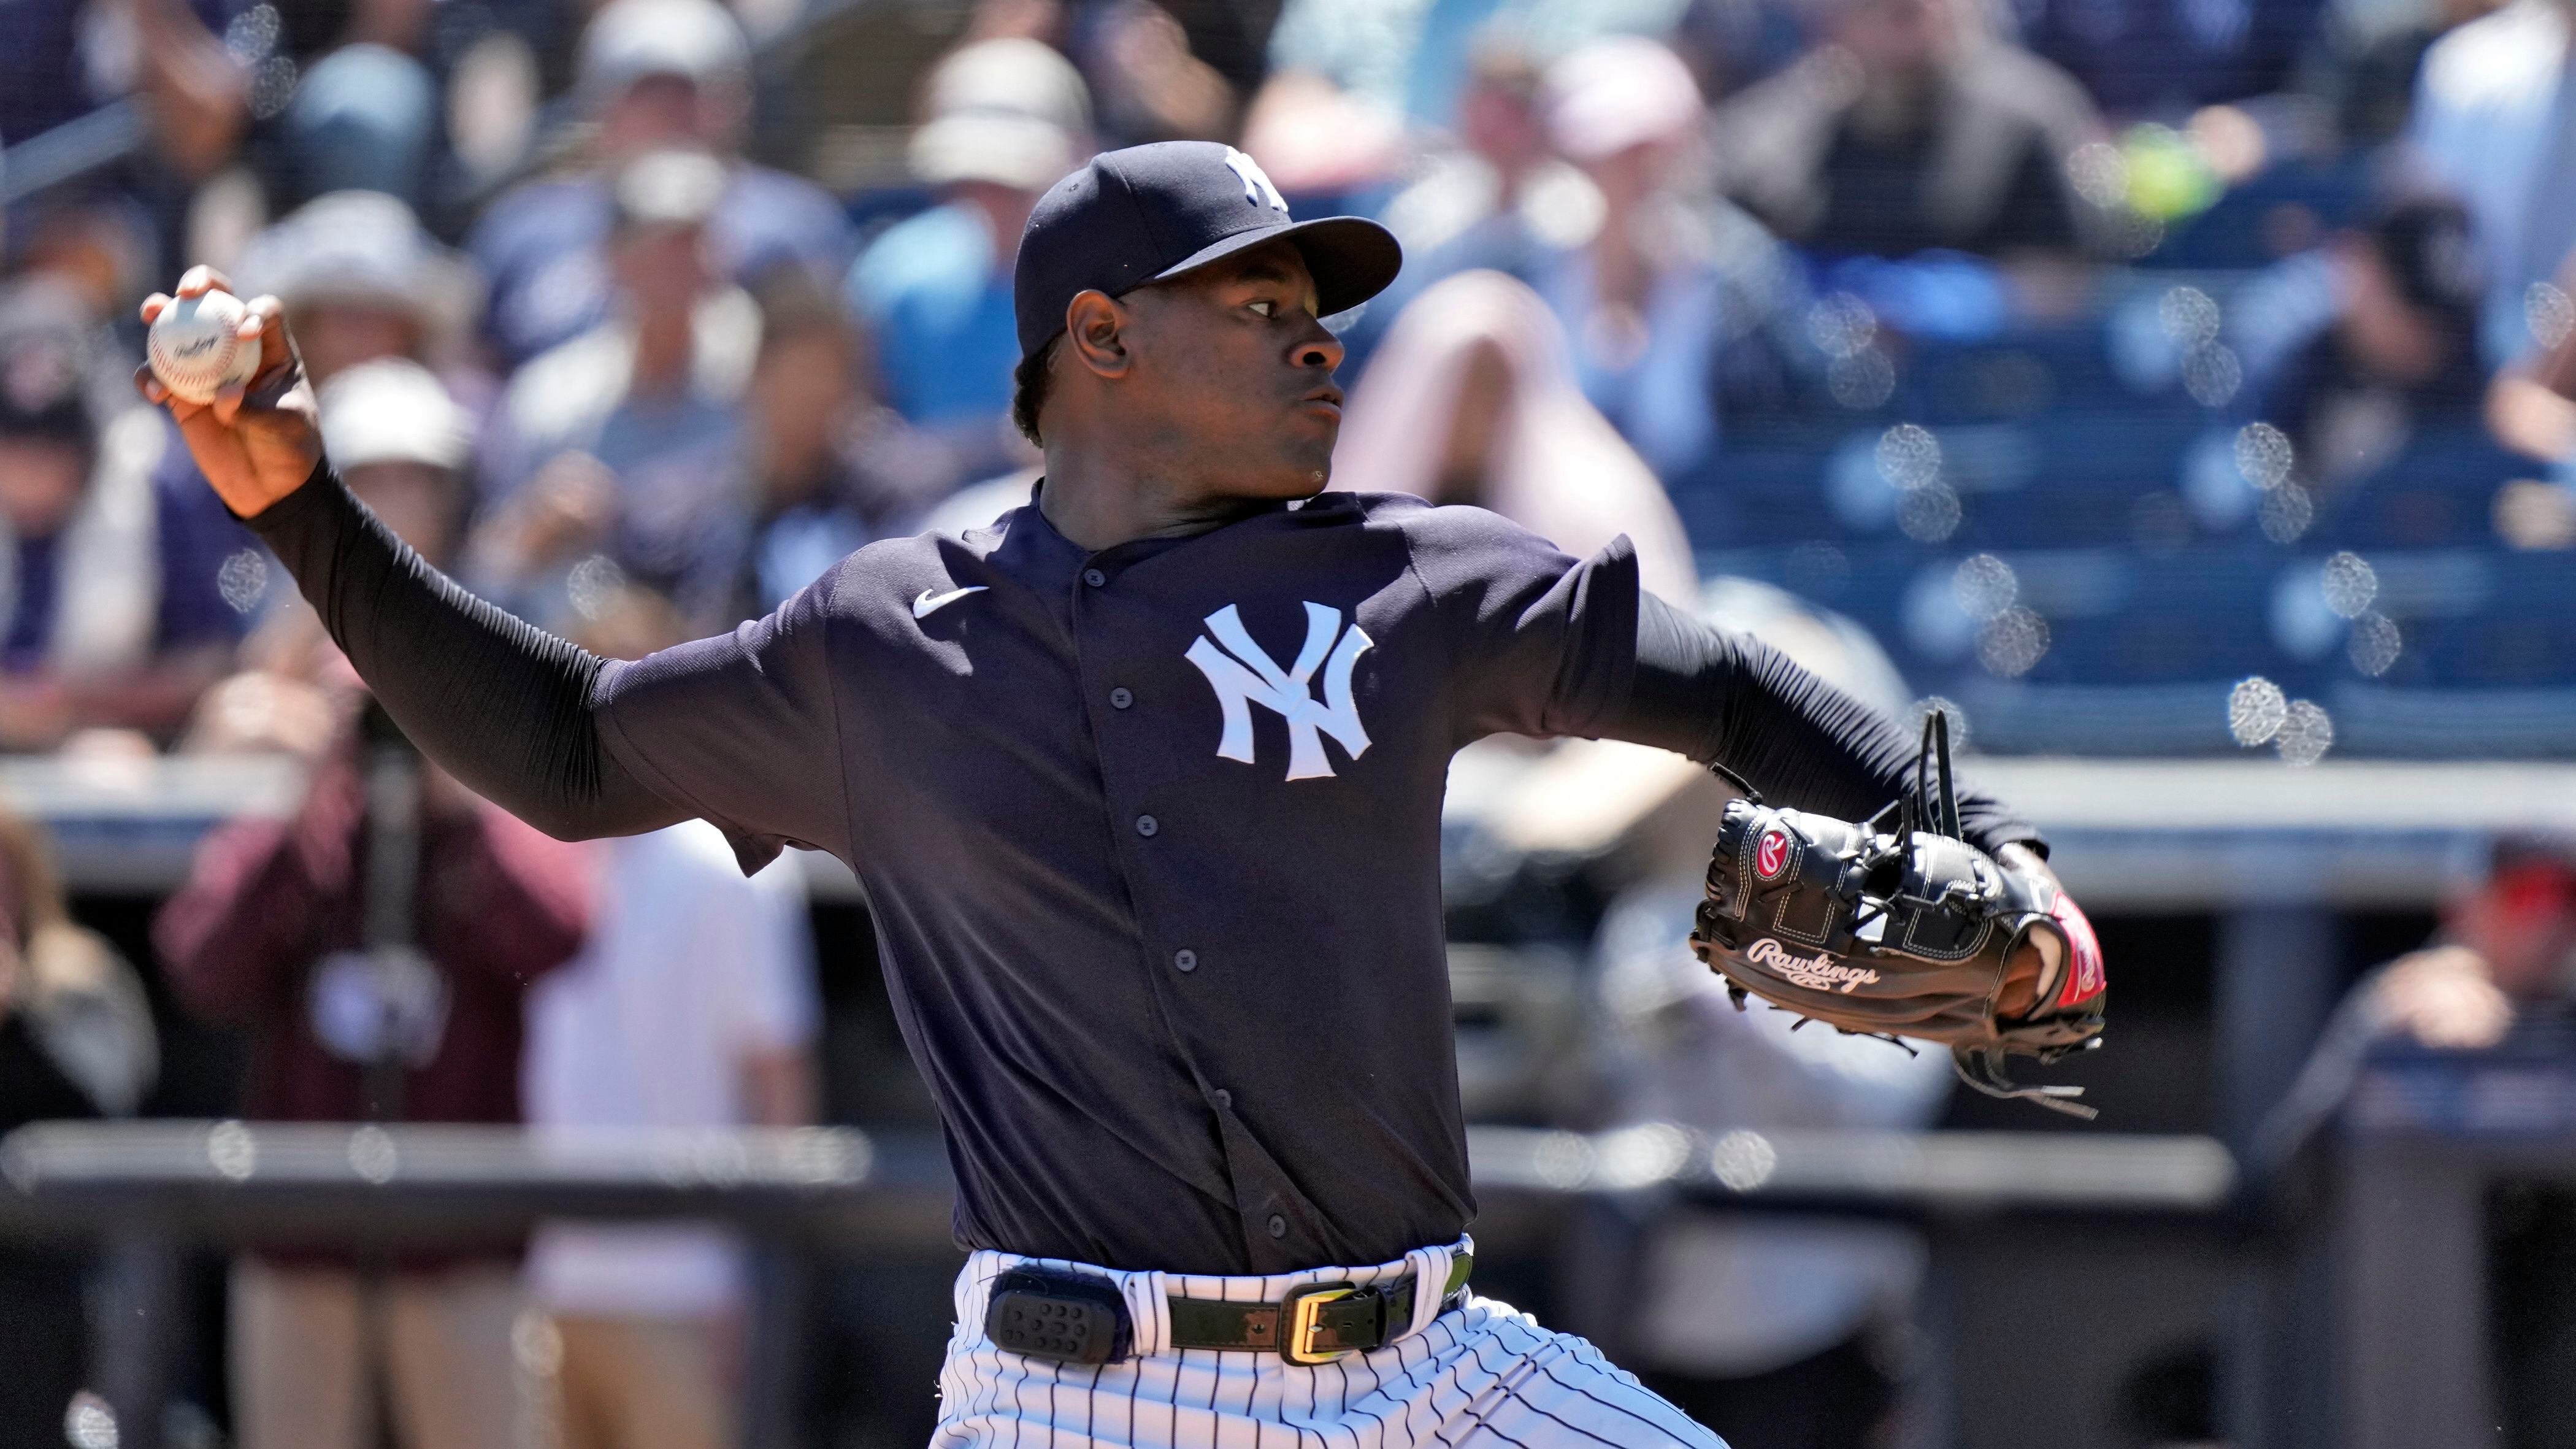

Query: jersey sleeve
[[1404, 504, 1643, 744], [242, 464, 685, 845], [1611, 591, 2042, 856], [593, 577, 853, 872]]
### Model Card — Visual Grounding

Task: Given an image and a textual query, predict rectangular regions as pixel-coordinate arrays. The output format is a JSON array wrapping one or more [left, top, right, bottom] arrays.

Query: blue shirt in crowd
[[845, 201, 1022, 429]]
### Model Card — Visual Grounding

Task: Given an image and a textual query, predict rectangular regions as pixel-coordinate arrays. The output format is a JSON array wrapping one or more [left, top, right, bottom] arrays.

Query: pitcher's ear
[[1064, 290, 1132, 379]]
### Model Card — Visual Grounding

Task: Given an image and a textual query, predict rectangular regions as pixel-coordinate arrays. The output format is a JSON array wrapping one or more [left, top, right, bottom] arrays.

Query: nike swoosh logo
[[912, 586, 988, 620]]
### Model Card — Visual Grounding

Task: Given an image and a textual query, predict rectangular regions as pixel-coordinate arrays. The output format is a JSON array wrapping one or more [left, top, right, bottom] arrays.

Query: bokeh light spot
[[2233, 421, 2293, 489], [1977, 607, 2050, 677], [2276, 699, 2334, 766], [2348, 611, 2401, 677], [1897, 480, 1961, 542], [2321, 550, 2378, 618], [2229, 677, 2287, 745]]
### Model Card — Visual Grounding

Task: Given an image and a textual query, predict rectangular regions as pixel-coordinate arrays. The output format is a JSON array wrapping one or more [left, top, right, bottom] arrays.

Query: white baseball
[[148, 289, 264, 405]]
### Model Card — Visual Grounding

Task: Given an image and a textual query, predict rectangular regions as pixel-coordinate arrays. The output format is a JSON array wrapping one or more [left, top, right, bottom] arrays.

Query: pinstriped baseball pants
[[932, 1239, 1729, 1449]]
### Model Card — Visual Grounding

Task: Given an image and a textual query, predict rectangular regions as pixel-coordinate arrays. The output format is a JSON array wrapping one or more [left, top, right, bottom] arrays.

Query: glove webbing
[[1920, 710, 2101, 1120], [1953, 1045, 2099, 1120]]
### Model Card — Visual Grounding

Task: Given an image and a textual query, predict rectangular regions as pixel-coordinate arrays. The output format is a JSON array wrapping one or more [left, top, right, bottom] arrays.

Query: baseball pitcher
[[146, 141, 2104, 1448]]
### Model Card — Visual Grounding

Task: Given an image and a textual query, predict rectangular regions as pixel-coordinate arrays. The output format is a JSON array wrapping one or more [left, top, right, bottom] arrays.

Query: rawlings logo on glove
[[1689, 712, 2108, 1117], [1746, 938, 1881, 993], [1754, 828, 1791, 880]]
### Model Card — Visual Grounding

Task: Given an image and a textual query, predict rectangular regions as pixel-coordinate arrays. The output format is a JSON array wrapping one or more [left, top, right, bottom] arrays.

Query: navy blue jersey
[[246, 467, 2037, 1276], [596, 491, 1636, 1271]]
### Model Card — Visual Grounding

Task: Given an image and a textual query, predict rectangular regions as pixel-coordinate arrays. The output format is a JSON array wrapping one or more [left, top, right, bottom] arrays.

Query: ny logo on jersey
[[1184, 603, 1372, 780], [1223, 147, 1290, 213]]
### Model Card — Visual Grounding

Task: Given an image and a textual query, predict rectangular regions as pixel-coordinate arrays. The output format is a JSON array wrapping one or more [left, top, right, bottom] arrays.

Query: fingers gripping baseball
[[138, 266, 323, 518]]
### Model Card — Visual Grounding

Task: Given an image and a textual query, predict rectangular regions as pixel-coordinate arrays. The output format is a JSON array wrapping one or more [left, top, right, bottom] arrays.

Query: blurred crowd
[[4, 0, 2576, 764], [4, 0, 2576, 757], [12, 0, 2576, 1442]]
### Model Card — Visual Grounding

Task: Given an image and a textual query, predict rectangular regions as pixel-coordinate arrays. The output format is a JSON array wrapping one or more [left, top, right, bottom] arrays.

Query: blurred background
[[8, 0, 2576, 1444]]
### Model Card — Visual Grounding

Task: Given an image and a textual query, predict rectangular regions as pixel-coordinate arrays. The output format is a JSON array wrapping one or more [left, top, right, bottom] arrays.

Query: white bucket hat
[[908, 39, 1093, 192]]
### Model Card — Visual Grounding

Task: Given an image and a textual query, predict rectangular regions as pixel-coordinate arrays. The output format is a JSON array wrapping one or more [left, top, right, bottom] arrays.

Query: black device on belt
[[985, 1255, 1472, 1367], [985, 1268, 1134, 1364]]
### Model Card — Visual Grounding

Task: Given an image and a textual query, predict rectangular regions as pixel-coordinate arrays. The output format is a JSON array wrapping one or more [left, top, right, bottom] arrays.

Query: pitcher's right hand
[[137, 266, 323, 518]]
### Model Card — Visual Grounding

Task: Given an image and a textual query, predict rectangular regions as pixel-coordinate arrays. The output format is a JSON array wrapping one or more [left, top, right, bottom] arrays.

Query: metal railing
[[1, 1120, 2242, 1449], [10, 751, 2565, 900], [0, 101, 147, 206]]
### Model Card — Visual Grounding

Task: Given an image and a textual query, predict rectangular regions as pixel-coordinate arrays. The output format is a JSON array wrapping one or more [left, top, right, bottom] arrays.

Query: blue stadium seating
[[1672, 270, 2576, 753]]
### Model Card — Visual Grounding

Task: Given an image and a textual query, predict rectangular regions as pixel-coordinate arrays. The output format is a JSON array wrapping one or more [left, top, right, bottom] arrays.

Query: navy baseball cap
[[1012, 140, 1402, 358]]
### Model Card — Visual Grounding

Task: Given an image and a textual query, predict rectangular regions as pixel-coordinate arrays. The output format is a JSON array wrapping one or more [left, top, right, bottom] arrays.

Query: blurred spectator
[[1260, 0, 1471, 128], [1259, 0, 1655, 129], [2011, 0, 2329, 117], [158, 0, 467, 210], [230, 190, 484, 390], [1334, 269, 1700, 601], [0, 805, 156, 1115], [154, 396, 589, 1447], [476, 150, 757, 629], [2407, 0, 2576, 364], [2298, 0, 2501, 152], [2245, 195, 2487, 489], [1670, 0, 1815, 101], [0, 0, 249, 188], [732, 279, 876, 615], [521, 585, 817, 1449], [1110, 0, 1278, 100], [1374, 42, 1583, 270], [1714, 0, 2111, 260], [6, 193, 161, 326], [2375, 839, 2576, 1046], [0, 805, 159, 1449], [1531, 36, 1738, 479], [2267, 834, 2576, 1159], [320, 360, 477, 545], [273, 42, 438, 210], [1374, 35, 1806, 461], [467, 0, 854, 370], [2267, 833, 2576, 1449], [2259, 832, 2576, 1449], [1065, 0, 1238, 144], [0, 279, 259, 750], [845, 38, 1087, 495]]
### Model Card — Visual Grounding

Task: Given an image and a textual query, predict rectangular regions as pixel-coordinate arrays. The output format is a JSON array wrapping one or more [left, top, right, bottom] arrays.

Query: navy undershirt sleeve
[[1610, 590, 2043, 858], [243, 463, 683, 840]]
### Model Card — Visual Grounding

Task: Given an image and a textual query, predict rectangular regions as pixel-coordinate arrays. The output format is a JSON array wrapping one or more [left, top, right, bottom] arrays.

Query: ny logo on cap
[[1185, 602, 1371, 780], [1223, 148, 1289, 214]]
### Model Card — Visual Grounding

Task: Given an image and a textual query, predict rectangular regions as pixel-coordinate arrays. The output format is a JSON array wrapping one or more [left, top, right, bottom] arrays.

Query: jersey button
[[1172, 948, 1197, 972], [1110, 687, 1134, 710], [1135, 814, 1159, 837], [1082, 567, 1108, 588], [1213, 1088, 1231, 1109], [1267, 1214, 1287, 1239]]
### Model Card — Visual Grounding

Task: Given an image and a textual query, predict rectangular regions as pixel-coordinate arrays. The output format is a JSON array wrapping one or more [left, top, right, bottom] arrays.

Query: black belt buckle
[[1278, 1280, 1386, 1366], [986, 1267, 1132, 1365]]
